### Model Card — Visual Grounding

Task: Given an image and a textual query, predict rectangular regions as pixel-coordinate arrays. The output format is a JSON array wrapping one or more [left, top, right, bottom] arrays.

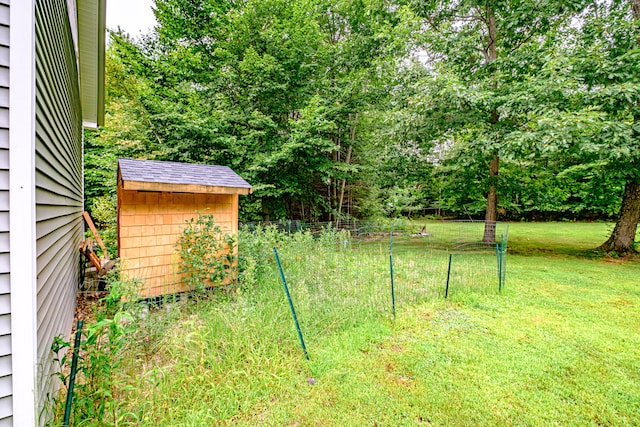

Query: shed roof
[[118, 158, 252, 195]]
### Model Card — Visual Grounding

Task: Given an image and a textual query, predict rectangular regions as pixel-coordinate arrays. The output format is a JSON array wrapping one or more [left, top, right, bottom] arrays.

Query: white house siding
[[34, 0, 84, 420], [0, 0, 9, 424]]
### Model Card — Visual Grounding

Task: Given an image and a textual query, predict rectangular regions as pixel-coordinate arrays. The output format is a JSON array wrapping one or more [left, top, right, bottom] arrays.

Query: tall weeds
[[51, 223, 502, 425]]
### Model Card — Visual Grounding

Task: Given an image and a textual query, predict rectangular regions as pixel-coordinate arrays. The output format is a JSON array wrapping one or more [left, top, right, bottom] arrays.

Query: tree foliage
[[87, 0, 639, 252]]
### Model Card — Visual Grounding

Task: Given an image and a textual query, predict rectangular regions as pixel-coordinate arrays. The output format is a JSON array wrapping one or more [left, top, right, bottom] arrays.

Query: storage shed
[[117, 159, 252, 297]]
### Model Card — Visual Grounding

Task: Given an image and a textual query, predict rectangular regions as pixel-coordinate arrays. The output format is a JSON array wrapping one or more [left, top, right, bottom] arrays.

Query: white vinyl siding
[[34, 0, 83, 422], [0, 0, 9, 423]]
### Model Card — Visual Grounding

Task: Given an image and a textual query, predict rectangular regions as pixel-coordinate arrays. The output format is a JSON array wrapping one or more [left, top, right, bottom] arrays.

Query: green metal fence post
[[500, 227, 509, 291], [63, 320, 84, 427], [499, 240, 506, 292], [496, 243, 502, 292], [389, 231, 396, 318], [445, 254, 453, 298], [273, 247, 309, 360]]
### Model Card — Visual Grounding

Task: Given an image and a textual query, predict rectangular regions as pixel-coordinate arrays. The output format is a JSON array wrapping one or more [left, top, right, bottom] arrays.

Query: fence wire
[[242, 221, 508, 339]]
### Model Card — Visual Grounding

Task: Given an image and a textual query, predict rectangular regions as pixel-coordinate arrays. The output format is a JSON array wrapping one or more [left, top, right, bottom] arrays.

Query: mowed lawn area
[[67, 222, 640, 426]]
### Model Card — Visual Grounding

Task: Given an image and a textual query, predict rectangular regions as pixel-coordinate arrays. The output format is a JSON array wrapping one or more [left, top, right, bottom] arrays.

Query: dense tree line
[[86, 0, 640, 253]]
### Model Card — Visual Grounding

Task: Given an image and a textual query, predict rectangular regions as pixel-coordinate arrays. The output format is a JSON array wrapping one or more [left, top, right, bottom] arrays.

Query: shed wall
[[34, 0, 84, 420], [119, 190, 238, 297], [0, 0, 10, 424]]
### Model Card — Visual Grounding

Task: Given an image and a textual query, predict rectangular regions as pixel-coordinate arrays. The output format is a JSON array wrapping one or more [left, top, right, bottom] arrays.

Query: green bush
[[88, 195, 118, 259], [177, 214, 238, 292], [238, 224, 295, 289], [50, 272, 143, 426]]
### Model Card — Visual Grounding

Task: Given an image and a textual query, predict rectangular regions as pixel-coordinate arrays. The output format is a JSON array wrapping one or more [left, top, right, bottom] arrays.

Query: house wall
[[34, 0, 84, 421], [0, 1, 10, 424], [118, 189, 238, 297]]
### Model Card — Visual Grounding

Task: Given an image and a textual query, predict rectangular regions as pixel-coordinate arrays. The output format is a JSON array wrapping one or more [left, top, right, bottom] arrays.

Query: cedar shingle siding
[[118, 159, 251, 297]]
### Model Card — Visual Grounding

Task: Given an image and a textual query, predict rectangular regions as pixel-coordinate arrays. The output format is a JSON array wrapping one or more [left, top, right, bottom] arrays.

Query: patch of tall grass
[[50, 222, 639, 426]]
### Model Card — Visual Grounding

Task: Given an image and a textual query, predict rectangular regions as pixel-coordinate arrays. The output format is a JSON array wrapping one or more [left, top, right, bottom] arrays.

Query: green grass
[[506, 221, 637, 256], [56, 222, 640, 426]]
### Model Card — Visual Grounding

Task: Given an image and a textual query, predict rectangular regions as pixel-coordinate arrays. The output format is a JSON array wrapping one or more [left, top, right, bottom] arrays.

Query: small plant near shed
[[177, 214, 238, 292], [50, 273, 143, 426]]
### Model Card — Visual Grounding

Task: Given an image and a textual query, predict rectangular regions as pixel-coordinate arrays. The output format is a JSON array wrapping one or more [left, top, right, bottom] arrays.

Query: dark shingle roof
[[118, 158, 252, 189]]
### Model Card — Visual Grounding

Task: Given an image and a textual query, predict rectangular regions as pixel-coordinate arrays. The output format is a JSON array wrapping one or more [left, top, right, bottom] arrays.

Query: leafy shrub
[[50, 272, 142, 426], [88, 195, 118, 259], [238, 224, 284, 289], [177, 214, 238, 292]]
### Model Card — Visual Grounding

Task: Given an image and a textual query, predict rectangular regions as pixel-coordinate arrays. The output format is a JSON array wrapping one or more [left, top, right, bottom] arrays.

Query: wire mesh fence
[[241, 220, 509, 342], [76, 219, 509, 362]]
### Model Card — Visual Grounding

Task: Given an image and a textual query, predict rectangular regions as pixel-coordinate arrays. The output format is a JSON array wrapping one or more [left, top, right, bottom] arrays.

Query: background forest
[[86, 0, 640, 253]]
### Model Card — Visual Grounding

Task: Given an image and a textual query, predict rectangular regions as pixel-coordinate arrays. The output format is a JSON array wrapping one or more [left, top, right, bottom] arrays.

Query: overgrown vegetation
[[87, 195, 118, 259], [177, 214, 238, 292], [87, 0, 640, 253], [50, 274, 143, 424], [51, 222, 640, 426]]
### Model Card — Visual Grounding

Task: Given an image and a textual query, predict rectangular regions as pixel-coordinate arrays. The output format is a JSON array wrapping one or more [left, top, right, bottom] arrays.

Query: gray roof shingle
[[118, 158, 252, 189]]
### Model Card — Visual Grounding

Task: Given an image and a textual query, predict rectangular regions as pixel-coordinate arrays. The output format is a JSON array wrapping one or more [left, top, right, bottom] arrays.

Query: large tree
[[517, 0, 640, 253], [408, 0, 590, 241], [97, 0, 410, 221], [591, 0, 640, 254]]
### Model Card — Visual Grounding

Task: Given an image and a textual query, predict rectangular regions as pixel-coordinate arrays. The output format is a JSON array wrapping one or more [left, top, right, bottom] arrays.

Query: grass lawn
[[60, 222, 640, 426]]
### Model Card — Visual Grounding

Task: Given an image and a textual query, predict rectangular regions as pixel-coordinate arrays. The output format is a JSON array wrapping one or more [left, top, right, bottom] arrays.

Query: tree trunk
[[599, 180, 640, 254], [633, 0, 640, 37], [483, 154, 499, 243], [338, 145, 352, 220], [482, 6, 499, 243], [599, 0, 640, 253], [338, 115, 357, 220], [261, 198, 271, 222], [486, 6, 497, 62]]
